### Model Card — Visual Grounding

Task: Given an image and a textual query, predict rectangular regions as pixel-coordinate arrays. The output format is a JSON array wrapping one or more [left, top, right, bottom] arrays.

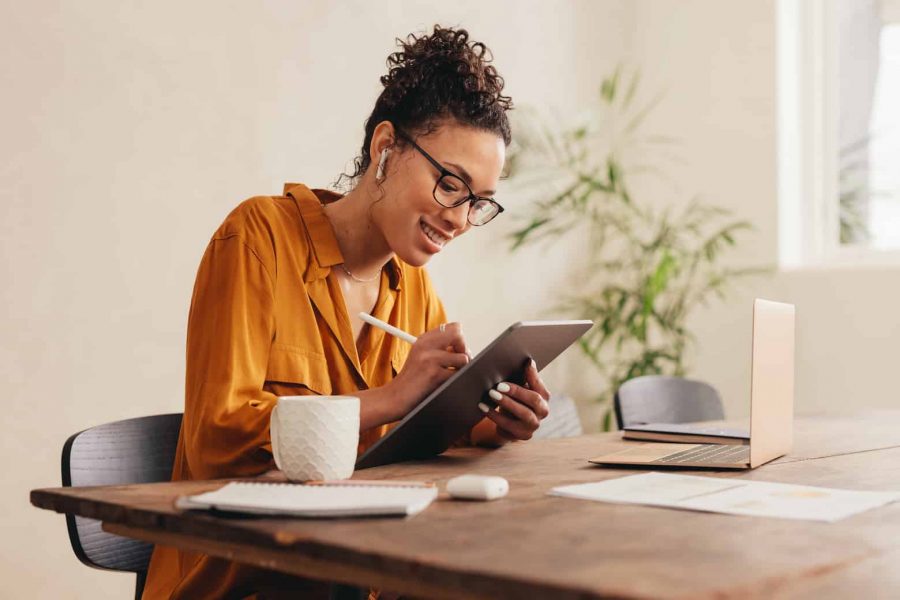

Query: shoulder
[[208, 191, 310, 269], [193, 195, 308, 280], [214, 194, 297, 244]]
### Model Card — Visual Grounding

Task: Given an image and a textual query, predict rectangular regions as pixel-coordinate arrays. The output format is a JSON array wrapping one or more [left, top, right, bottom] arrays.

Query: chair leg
[[135, 571, 147, 600]]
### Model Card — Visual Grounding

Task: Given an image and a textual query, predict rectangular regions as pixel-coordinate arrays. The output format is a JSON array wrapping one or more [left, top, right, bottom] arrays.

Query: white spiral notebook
[[176, 480, 438, 518]]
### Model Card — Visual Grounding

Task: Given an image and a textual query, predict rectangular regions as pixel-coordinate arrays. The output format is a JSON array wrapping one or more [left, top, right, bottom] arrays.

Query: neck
[[322, 181, 393, 279]]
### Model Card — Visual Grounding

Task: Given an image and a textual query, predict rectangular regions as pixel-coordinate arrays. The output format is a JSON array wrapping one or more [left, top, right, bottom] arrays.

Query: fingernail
[[477, 402, 490, 413], [488, 389, 503, 401], [530, 359, 537, 368], [496, 382, 511, 393]]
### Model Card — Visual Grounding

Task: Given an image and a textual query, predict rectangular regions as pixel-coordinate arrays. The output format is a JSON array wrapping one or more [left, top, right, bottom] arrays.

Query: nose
[[439, 201, 470, 233]]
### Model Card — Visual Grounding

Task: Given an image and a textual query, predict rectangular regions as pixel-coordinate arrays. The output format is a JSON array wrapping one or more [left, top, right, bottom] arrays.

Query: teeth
[[421, 222, 449, 247]]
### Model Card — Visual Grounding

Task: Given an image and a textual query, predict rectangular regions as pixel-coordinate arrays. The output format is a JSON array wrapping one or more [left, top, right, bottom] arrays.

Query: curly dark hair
[[341, 25, 513, 186]]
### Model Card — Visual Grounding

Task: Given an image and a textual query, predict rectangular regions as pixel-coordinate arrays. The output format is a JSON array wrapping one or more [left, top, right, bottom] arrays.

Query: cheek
[[376, 190, 423, 241], [393, 187, 440, 222]]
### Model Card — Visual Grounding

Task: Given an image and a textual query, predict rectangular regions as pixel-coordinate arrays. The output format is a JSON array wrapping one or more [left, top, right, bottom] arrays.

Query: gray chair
[[61, 413, 367, 600], [614, 375, 724, 429], [61, 413, 182, 600], [533, 395, 583, 440]]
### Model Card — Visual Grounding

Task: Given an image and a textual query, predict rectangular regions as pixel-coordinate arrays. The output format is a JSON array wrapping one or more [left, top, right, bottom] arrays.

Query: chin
[[393, 247, 433, 267]]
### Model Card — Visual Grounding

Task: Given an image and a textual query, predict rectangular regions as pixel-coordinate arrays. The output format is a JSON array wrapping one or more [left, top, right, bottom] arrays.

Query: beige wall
[[1, 1, 628, 596], [624, 0, 900, 420], [5, 1, 898, 597]]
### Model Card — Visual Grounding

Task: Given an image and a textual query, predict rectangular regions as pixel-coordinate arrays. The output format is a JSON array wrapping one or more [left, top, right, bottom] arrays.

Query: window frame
[[777, 0, 900, 269]]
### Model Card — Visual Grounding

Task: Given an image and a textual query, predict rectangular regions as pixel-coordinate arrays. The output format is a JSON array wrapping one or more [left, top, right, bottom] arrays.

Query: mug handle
[[270, 403, 282, 471]]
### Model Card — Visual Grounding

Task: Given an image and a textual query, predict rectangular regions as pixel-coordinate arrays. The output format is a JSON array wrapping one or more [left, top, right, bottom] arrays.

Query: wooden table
[[31, 412, 900, 599]]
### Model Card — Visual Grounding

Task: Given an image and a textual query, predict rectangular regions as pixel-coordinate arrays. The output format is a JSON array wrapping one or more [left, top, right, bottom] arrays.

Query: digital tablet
[[356, 319, 593, 469]]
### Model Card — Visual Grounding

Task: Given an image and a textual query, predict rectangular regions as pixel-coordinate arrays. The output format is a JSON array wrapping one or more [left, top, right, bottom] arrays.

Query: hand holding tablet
[[355, 318, 593, 469]]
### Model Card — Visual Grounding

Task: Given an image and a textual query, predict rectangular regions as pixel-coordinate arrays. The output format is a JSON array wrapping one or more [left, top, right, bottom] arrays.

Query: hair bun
[[340, 25, 512, 187], [380, 26, 512, 117]]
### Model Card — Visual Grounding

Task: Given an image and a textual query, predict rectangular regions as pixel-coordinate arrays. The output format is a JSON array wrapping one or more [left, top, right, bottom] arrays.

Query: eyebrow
[[446, 161, 496, 197]]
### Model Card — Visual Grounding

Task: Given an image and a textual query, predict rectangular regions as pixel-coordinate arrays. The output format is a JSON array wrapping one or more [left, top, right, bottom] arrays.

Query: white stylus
[[358, 312, 418, 345]]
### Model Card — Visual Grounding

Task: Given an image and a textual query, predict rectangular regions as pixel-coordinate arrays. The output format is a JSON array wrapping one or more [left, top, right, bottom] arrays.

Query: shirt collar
[[284, 183, 403, 291]]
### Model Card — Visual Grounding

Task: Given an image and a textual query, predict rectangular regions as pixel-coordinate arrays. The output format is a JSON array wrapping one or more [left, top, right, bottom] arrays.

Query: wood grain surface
[[31, 412, 900, 599]]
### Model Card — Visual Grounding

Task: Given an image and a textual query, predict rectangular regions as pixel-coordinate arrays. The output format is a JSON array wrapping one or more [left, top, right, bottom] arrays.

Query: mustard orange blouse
[[142, 183, 447, 599]]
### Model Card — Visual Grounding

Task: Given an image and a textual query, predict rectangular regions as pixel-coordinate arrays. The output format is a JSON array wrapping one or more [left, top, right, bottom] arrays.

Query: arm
[[182, 235, 278, 480], [358, 324, 472, 430], [416, 269, 542, 447], [357, 386, 398, 431]]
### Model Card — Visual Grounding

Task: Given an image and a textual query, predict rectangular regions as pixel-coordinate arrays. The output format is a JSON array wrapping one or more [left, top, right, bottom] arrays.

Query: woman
[[142, 25, 551, 599]]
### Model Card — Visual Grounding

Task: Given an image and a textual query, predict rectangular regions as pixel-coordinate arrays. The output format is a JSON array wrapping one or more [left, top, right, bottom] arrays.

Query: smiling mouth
[[420, 220, 451, 249]]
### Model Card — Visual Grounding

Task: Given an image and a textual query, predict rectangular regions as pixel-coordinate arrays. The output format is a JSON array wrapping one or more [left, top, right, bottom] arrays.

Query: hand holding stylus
[[358, 313, 551, 441], [358, 313, 470, 420]]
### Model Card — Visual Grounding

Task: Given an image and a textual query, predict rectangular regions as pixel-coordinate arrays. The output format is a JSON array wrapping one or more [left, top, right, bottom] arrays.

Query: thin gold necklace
[[321, 201, 383, 283], [338, 263, 381, 283]]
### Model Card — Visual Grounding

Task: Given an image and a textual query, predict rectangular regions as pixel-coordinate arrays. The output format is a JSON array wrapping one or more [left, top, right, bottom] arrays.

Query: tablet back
[[356, 320, 593, 469]]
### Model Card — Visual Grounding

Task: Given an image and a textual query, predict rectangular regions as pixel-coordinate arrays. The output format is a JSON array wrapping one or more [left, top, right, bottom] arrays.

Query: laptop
[[590, 298, 795, 470]]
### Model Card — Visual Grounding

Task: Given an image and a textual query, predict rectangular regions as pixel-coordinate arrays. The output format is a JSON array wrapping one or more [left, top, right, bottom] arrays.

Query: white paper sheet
[[549, 472, 900, 522]]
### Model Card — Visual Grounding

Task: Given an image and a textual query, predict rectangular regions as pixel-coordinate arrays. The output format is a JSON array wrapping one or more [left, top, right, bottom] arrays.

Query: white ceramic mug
[[270, 395, 360, 481]]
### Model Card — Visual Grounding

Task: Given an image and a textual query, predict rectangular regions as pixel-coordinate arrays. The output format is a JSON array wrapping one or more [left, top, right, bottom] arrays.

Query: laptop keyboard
[[653, 444, 751, 465]]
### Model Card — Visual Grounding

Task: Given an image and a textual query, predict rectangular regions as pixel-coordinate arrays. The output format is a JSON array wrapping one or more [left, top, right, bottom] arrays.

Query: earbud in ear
[[375, 149, 390, 181]]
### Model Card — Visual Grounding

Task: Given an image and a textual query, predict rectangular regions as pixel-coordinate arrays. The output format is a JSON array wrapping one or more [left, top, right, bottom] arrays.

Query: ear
[[369, 121, 397, 163]]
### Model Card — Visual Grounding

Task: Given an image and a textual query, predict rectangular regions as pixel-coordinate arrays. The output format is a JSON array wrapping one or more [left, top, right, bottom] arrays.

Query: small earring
[[375, 149, 389, 181]]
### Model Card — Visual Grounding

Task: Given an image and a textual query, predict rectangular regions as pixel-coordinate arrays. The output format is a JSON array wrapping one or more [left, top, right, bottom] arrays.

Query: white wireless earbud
[[375, 149, 390, 181]]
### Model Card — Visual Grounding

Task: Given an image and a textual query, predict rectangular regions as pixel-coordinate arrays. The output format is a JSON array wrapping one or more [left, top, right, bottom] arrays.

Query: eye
[[473, 199, 491, 213], [438, 178, 462, 193]]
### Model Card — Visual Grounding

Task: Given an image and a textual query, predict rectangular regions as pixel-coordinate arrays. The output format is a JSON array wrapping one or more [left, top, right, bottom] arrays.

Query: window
[[778, 0, 900, 267], [867, 23, 900, 249]]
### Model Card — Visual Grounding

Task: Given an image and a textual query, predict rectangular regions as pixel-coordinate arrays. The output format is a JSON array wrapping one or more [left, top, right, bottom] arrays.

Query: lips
[[420, 220, 451, 251]]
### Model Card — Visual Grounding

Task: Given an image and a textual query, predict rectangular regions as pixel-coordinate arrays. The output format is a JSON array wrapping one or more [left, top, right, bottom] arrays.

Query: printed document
[[550, 472, 900, 522]]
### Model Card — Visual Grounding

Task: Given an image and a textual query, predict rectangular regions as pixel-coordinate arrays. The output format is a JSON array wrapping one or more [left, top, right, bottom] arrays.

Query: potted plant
[[506, 68, 767, 430]]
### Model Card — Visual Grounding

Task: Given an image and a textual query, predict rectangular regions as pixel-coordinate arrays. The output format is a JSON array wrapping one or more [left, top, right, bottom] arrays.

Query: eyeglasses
[[395, 129, 505, 226]]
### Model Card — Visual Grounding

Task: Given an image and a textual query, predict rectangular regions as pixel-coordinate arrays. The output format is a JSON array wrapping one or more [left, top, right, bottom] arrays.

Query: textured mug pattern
[[271, 396, 360, 481]]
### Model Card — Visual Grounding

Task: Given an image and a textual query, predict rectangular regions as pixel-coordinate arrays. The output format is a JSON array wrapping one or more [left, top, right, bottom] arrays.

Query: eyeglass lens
[[433, 174, 500, 226]]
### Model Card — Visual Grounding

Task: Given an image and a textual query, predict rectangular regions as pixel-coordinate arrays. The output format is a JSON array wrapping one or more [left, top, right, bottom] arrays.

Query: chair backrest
[[61, 413, 182, 596], [533, 395, 583, 440], [614, 376, 724, 429]]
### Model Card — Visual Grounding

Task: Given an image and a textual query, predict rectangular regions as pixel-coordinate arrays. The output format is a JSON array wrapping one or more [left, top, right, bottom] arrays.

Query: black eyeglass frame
[[394, 129, 505, 226]]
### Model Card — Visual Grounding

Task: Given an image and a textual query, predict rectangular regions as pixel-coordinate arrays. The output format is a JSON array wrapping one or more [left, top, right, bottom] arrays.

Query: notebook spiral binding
[[235, 480, 435, 489]]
